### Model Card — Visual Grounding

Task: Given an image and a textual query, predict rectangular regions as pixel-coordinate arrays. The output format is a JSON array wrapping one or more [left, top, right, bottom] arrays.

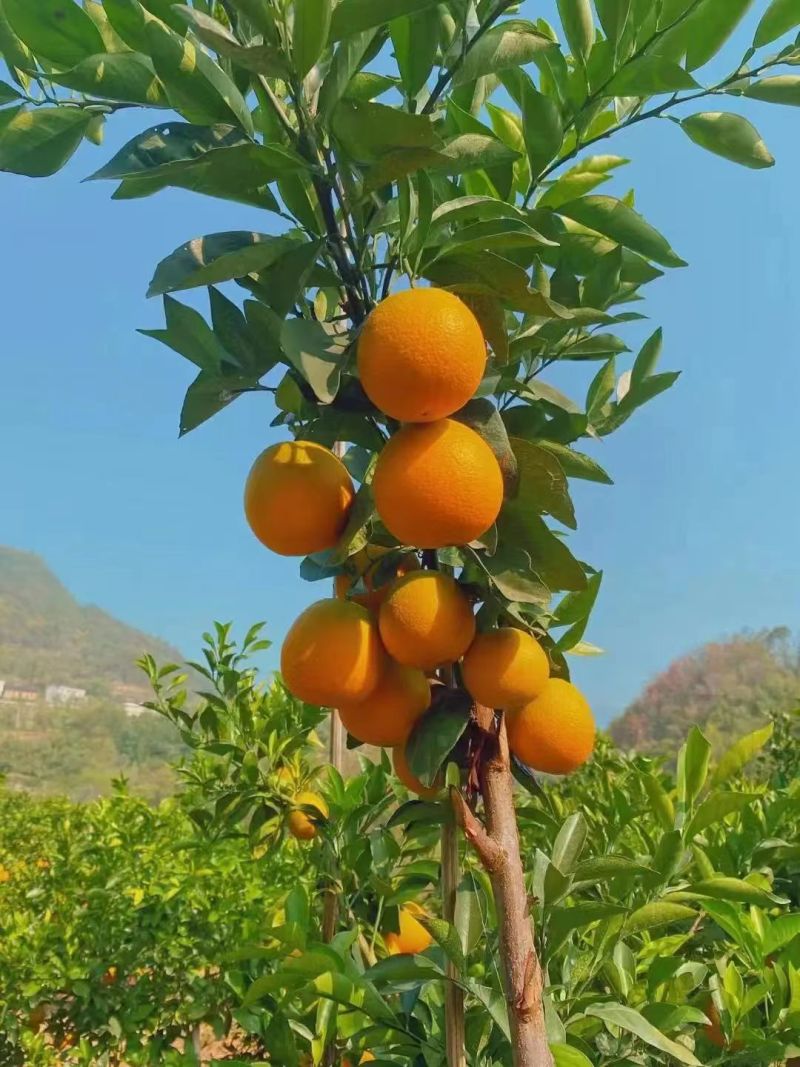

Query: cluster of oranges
[[244, 288, 596, 809]]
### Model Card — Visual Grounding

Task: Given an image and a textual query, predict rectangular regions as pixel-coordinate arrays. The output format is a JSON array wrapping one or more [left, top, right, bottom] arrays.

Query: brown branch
[[450, 786, 503, 872]]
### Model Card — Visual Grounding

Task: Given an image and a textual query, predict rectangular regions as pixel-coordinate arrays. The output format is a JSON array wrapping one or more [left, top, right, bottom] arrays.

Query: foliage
[[611, 627, 800, 756]]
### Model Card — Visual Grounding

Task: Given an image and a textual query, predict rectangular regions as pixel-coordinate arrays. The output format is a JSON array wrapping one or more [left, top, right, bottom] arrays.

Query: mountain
[[0, 546, 187, 800], [0, 546, 182, 693], [610, 627, 800, 754]]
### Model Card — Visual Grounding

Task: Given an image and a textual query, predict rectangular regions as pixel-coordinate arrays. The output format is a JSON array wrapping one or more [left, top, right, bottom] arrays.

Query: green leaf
[[743, 75, 800, 106], [556, 0, 594, 61], [424, 251, 570, 318], [574, 854, 655, 881], [538, 169, 611, 209], [454, 878, 483, 955], [557, 195, 687, 267], [329, 0, 439, 40], [453, 20, 555, 85], [631, 327, 662, 386], [754, 0, 800, 46], [550, 1046, 593, 1067], [332, 99, 439, 159], [147, 231, 303, 297], [140, 293, 228, 371], [594, 0, 631, 45], [173, 6, 289, 77], [677, 725, 711, 807], [765, 913, 800, 955], [345, 71, 400, 102], [551, 812, 587, 874], [586, 1002, 701, 1065], [680, 111, 774, 169], [548, 903, 628, 950], [453, 398, 519, 494], [521, 82, 563, 177], [508, 437, 576, 529], [498, 506, 585, 592], [586, 357, 616, 420], [391, 5, 438, 98], [145, 16, 254, 133], [49, 52, 167, 106], [318, 29, 377, 118], [2, 0, 104, 66], [640, 772, 675, 831], [712, 723, 773, 785], [536, 440, 613, 484], [420, 916, 466, 973], [292, 0, 332, 78], [0, 80, 21, 104], [405, 689, 472, 787], [684, 0, 754, 71], [246, 239, 324, 317], [607, 55, 698, 95], [684, 792, 760, 840], [179, 368, 257, 435], [88, 122, 246, 179], [625, 901, 696, 933], [0, 107, 90, 177], [685, 877, 789, 907], [280, 319, 349, 404], [366, 955, 443, 985]]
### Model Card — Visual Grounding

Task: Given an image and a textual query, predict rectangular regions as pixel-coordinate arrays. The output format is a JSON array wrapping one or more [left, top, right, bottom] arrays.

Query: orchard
[[3, 1, 800, 1065]]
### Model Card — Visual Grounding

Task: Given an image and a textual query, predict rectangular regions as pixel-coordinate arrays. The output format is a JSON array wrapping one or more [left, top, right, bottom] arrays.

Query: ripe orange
[[462, 628, 550, 709], [704, 998, 742, 1050], [288, 791, 329, 840], [393, 744, 440, 799], [281, 599, 384, 706], [335, 544, 419, 613], [342, 1054, 375, 1066], [357, 288, 486, 422], [373, 419, 504, 548], [379, 571, 475, 670], [244, 440, 354, 556], [506, 678, 595, 775], [339, 660, 430, 747], [385, 903, 433, 955]]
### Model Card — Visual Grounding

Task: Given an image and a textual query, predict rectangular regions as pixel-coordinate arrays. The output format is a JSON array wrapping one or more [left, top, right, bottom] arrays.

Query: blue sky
[[2, 4, 799, 726]]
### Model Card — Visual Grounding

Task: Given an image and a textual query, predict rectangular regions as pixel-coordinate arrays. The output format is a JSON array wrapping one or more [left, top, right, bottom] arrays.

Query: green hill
[[610, 627, 800, 754], [0, 546, 186, 800]]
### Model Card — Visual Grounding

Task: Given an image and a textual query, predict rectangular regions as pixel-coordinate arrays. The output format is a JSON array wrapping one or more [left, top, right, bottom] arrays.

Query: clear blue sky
[[2, 5, 798, 726]]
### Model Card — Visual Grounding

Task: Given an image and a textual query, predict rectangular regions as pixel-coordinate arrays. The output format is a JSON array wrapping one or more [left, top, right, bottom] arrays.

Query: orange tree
[[3, 2, 800, 1064]]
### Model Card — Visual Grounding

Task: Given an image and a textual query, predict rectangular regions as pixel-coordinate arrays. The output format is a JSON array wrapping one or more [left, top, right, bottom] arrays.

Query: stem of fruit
[[453, 707, 552, 1067]]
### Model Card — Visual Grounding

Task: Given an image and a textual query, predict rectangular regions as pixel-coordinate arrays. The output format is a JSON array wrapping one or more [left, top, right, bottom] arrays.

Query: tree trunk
[[453, 708, 553, 1067], [442, 818, 467, 1067]]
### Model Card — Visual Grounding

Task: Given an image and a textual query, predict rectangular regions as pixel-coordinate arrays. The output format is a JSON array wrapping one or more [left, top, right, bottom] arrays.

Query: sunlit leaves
[[332, 99, 439, 159], [2, 0, 104, 67], [744, 75, 800, 106], [0, 106, 91, 176], [557, 196, 687, 268], [607, 55, 698, 95], [49, 52, 167, 106], [406, 688, 471, 787], [280, 319, 349, 404], [329, 0, 439, 41], [585, 1002, 701, 1065], [174, 5, 290, 77], [680, 111, 775, 169], [147, 232, 307, 297], [521, 82, 563, 178], [712, 723, 774, 785], [453, 20, 555, 85], [754, 0, 800, 46], [292, 0, 332, 79], [556, 0, 595, 62]]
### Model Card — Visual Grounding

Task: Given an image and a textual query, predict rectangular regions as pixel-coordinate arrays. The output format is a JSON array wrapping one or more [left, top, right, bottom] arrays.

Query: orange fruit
[[385, 903, 433, 955], [357, 288, 486, 422], [281, 599, 384, 706], [335, 544, 419, 613], [462, 628, 550, 709], [339, 660, 430, 747], [101, 966, 118, 987], [244, 440, 354, 556], [506, 678, 595, 775], [393, 744, 440, 799], [379, 571, 475, 670], [373, 419, 504, 548], [288, 791, 329, 840], [703, 998, 742, 1050], [343, 1054, 375, 1066]]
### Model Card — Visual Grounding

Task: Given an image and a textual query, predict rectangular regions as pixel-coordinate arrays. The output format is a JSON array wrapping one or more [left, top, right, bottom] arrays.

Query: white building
[[45, 685, 87, 706]]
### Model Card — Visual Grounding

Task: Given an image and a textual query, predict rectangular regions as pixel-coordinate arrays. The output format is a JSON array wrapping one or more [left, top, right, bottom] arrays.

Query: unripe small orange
[[392, 744, 440, 799], [281, 599, 383, 707], [245, 440, 354, 556], [288, 791, 329, 840], [339, 660, 430, 747], [358, 288, 486, 422], [379, 571, 475, 671], [462, 628, 550, 709], [506, 678, 595, 775], [384, 903, 433, 955], [373, 419, 504, 549]]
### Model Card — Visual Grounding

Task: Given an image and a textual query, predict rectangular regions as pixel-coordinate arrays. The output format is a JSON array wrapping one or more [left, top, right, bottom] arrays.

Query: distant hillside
[[610, 627, 800, 754], [0, 546, 182, 693]]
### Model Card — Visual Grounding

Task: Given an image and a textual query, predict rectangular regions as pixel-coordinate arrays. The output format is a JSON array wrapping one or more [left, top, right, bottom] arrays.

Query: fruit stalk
[[453, 708, 552, 1067]]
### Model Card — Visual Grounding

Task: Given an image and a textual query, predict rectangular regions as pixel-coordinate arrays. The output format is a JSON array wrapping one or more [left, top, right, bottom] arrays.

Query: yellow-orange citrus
[[506, 678, 595, 775], [244, 440, 354, 556], [288, 791, 329, 841], [357, 288, 486, 422], [703, 999, 742, 1051], [462, 628, 550, 709], [281, 599, 383, 706], [335, 545, 419, 613], [373, 419, 504, 549], [379, 571, 475, 670], [339, 660, 430, 747], [342, 1053, 375, 1066], [385, 903, 433, 955], [392, 744, 440, 799]]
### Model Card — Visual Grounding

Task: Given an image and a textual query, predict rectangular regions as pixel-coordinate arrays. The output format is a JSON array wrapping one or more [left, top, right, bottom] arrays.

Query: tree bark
[[453, 708, 553, 1067], [442, 818, 467, 1067]]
